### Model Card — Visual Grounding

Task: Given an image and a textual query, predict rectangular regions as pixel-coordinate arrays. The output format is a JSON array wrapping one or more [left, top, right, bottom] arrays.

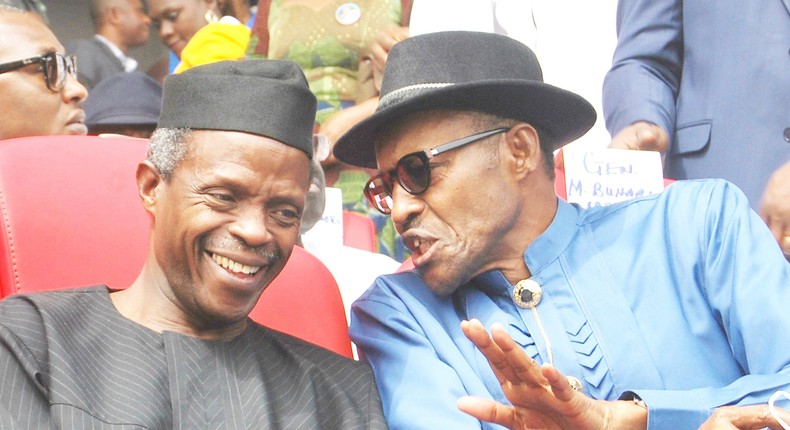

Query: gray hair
[[147, 127, 190, 181]]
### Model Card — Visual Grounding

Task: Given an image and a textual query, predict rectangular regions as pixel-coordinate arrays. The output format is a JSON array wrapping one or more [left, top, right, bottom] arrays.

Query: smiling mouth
[[210, 252, 261, 276]]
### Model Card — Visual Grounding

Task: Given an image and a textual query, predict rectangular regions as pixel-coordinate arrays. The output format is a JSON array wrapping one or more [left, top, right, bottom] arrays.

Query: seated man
[[0, 7, 88, 138], [333, 31, 790, 429], [0, 59, 386, 428]]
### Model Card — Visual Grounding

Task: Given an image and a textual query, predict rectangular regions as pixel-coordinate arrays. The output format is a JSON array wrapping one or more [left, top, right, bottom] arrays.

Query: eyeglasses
[[364, 127, 509, 214], [0, 52, 78, 92]]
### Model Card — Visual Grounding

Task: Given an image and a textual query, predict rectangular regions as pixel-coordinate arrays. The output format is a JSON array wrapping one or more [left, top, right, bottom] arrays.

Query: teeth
[[211, 253, 261, 275]]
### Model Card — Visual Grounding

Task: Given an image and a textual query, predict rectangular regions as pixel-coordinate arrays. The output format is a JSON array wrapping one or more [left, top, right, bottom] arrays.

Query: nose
[[389, 182, 424, 231], [227, 207, 273, 248], [62, 74, 87, 104], [158, 20, 174, 41]]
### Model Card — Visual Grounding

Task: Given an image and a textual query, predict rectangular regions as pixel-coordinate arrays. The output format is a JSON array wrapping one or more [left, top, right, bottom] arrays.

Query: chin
[[418, 268, 462, 297]]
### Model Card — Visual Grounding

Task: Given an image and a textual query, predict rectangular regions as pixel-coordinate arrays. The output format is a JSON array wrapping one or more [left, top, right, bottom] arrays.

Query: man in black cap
[[333, 31, 790, 429], [0, 59, 387, 429]]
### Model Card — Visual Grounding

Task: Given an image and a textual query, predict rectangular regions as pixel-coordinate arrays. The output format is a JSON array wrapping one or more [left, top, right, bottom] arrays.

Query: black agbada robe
[[0, 286, 388, 429]]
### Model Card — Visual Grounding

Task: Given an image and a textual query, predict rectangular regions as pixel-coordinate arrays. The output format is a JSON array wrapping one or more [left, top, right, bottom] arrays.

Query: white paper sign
[[301, 187, 343, 250], [563, 147, 664, 208]]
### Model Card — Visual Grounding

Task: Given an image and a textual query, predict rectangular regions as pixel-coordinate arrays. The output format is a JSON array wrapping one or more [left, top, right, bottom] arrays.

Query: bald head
[[89, 0, 150, 51]]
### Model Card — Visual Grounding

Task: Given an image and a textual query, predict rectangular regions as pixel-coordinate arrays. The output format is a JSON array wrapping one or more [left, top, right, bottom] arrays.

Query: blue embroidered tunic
[[349, 179, 790, 429]]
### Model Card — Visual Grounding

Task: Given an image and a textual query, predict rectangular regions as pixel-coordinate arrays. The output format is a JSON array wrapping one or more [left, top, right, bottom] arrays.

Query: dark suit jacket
[[65, 37, 126, 90], [602, 0, 790, 208]]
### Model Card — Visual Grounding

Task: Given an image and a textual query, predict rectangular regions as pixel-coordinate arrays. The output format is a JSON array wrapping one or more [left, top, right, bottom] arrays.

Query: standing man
[[0, 59, 387, 428], [0, 7, 88, 138], [602, 0, 790, 255], [333, 31, 790, 429], [66, 0, 150, 90]]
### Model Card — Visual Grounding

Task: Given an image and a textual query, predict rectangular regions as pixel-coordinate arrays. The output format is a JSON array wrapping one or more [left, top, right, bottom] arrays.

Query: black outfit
[[0, 286, 387, 429]]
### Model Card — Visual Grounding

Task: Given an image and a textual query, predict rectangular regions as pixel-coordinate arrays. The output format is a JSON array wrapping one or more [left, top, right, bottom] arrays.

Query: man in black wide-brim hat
[[334, 31, 790, 429]]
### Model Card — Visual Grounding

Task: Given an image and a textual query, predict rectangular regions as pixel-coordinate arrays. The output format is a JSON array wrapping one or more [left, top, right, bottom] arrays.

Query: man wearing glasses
[[0, 7, 88, 139], [333, 31, 790, 429]]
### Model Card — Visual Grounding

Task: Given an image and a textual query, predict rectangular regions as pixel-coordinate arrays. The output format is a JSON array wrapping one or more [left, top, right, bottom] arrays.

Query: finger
[[461, 320, 513, 384], [490, 323, 547, 386], [457, 396, 516, 428], [541, 364, 577, 402], [369, 43, 388, 71]]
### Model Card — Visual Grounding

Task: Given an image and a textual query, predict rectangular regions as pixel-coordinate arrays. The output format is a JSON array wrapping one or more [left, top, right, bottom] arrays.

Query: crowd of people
[[0, 0, 788, 428]]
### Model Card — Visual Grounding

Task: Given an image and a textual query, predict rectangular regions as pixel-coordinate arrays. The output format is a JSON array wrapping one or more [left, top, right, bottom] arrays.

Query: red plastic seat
[[0, 135, 352, 358], [342, 210, 377, 252]]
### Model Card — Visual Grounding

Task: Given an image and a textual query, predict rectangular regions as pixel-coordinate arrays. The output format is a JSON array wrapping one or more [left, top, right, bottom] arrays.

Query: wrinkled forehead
[[0, 12, 61, 61], [373, 109, 478, 170]]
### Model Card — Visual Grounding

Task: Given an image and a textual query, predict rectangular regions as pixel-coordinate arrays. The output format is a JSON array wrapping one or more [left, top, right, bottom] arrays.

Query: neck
[[110, 256, 247, 341], [499, 179, 558, 284], [98, 29, 127, 53]]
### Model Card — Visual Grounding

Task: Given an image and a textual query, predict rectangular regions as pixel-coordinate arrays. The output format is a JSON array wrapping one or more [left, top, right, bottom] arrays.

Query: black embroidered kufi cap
[[158, 59, 317, 158]]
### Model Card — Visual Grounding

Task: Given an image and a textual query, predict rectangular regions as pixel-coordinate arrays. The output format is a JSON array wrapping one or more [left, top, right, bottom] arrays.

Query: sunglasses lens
[[364, 176, 394, 214], [397, 154, 430, 194], [47, 54, 70, 91]]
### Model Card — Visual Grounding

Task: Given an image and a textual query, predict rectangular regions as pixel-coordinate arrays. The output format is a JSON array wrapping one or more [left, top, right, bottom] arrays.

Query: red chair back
[[342, 210, 377, 252], [0, 135, 352, 358]]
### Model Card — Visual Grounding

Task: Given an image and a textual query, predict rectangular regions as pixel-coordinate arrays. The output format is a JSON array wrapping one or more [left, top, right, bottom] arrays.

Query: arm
[[349, 278, 492, 430], [630, 181, 790, 427], [0, 313, 52, 427], [602, 0, 683, 151]]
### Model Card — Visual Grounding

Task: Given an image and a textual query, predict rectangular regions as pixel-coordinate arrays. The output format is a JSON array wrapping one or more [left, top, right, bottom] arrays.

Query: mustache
[[400, 213, 421, 233], [203, 237, 280, 264]]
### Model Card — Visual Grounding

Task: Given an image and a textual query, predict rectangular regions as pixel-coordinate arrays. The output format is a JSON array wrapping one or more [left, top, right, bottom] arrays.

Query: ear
[[136, 160, 163, 215], [505, 123, 542, 179], [108, 6, 121, 24]]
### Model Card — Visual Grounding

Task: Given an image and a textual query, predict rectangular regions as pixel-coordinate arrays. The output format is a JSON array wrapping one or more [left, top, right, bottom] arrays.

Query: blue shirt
[[349, 179, 790, 429]]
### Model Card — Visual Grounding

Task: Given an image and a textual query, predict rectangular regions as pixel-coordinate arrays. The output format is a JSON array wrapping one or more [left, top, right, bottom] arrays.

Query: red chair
[[0, 135, 352, 358], [342, 210, 377, 252]]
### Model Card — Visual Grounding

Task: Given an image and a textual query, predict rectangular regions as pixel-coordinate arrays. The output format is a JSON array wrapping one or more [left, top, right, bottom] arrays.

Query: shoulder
[[0, 286, 110, 362], [354, 270, 442, 309], [0, 286, 108, 321], [65, 38, 102, 54]]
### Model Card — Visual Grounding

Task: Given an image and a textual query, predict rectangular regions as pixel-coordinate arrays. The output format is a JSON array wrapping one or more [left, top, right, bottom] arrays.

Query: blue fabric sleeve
[[602, 0, 682, 142], [349, 278, 500, 430], [627, 181, 790, 428]]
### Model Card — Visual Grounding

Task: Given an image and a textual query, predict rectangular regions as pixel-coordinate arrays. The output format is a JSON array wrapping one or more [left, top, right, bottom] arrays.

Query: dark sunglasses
[[0, 52, 78, 92], [364, 127, 509, 214]]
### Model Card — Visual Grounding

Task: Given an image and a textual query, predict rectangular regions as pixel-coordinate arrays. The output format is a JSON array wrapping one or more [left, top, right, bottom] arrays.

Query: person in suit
[[65, 0, 150, 90], [602, 0, 790, 255], [0, 59, 387, 428], [0, 8, 88, 138]]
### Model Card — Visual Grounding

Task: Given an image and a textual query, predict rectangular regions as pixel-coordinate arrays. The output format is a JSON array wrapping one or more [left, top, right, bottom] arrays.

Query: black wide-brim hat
[[334, 31, 596, 169]]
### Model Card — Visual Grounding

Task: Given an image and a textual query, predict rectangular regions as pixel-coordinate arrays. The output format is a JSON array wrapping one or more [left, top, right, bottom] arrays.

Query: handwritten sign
[[563, 147, 664, 208]]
